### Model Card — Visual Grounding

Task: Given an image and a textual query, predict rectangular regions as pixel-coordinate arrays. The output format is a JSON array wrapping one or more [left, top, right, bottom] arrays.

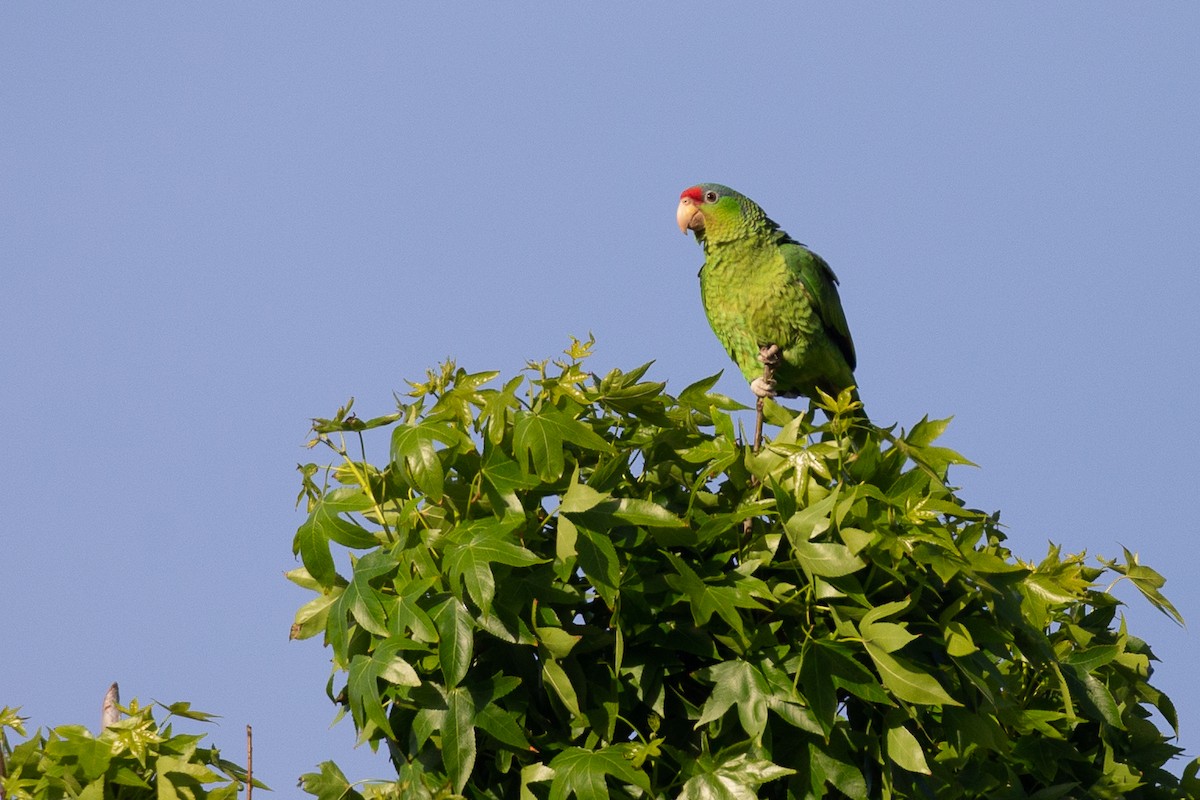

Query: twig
[[753, 396, 767, 453], [1, 735, 8, 800], [246, 725, 254, 800], [744, 346, 780, 540], [752, 344, 780, 453], [101, 683, 120, 731]]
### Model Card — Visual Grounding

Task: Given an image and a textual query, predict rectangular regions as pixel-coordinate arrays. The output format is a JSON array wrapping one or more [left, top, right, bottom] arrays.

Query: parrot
[[676, 183, 858, 404]]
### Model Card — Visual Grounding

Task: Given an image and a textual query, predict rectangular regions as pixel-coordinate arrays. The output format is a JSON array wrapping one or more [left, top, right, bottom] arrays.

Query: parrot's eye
[[704, 190, 719, 203]]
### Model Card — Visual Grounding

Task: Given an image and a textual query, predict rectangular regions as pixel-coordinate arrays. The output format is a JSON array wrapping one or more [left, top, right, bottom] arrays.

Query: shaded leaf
[[444, 686, 477, 794], [434, 597, 474, 688], [865, 644, 961, 706]]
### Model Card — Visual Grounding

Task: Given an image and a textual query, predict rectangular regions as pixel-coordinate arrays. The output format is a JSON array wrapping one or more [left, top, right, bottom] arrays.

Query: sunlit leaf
[[886, 720, 931, 774], [547, 745, 652, 800]]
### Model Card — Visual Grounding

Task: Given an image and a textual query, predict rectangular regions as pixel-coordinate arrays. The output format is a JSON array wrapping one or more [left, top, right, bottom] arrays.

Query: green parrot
[[676, 183, 858, 402]]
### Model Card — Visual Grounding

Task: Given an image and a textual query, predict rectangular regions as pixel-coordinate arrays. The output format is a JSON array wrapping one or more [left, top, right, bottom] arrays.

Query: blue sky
[[3, 4, 1198, 789]]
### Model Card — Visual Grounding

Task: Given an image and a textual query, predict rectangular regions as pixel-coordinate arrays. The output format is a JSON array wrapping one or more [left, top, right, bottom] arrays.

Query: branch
[[246, 725, 253, 800]]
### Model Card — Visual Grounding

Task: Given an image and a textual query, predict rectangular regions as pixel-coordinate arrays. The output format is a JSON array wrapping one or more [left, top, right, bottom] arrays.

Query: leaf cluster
[[291, 341, 1196, 799], [0, 701, 262, 800]]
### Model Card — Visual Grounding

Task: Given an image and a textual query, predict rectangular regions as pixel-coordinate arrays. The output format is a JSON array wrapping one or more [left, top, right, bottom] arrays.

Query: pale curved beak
[[677, 197, 704, 234]]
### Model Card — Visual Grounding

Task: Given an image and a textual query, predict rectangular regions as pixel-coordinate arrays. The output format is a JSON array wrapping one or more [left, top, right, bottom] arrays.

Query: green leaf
[[1071, 668, 1125, 729], [1063, 644, 1120, 672], [481, 443, 541, 512], [679, 749, 795, 800], [576, 525, 621, 608], [695, 660, 770, 740], [1102, 546, 1184, 626], [943, 620, 978, 657], [348, 654, 393, 738], [664, 552, 766, 636], [158, 701, 219, 723], [865, 643, 961, 706], [555, 513, 580, 580], [391, 418, 462, 502], [480, 373, 525, 445], [44, 734, 111, 781], [0, 706, 28, 737], [791, 540, 866, 578], [905, 415, 952, 447], [560, 476, 610, 514], [610, 497, 686, 528], [522, 763, 557, 799], [306, 488, 380, 548], [372, 637, 421, 687], [886, 720, 931, 774], [444, 686, 477, 794], [547, 745, 652, 800], [444, 518, 544, 613], [513, 410, 566, 483], [514, 408, 614, 482], [859, 620, 918, 654], [537, 625, 582, 659], [678, 371, 746, 412], [435, 597, 474, 688], [299, 761, 366, 800], [345, 565, 390, 637], [799, 644, 838, 736], [542, 657, 581, 718], [782, 491, 837, 541], [475, 702, 532, 751], [809, 746, 867, 798]]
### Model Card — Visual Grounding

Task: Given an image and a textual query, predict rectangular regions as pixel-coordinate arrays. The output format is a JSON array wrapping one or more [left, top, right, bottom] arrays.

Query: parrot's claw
[[757, 344, 781, 367], [751, 377, 777, 399]]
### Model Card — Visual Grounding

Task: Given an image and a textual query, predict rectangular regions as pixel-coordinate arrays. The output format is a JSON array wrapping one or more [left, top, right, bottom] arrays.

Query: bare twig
[[101, 683, 120, 731], [753, 396, 767, 453], [744, 345, 781, 541], [752, 344, 780, 453], [246, 725, 253, 800]]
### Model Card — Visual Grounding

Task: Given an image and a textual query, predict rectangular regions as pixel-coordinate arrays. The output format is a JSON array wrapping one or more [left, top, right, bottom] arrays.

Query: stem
[[753, 344, 779, 453], [246, 725, 253, 800], [326, 433, 394, 541], [753, 397, 766, 452], [745, 346, 779, 541]]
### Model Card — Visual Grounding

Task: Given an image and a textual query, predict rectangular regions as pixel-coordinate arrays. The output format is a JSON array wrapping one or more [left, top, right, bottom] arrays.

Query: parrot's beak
[[677, 197, 704, 235]]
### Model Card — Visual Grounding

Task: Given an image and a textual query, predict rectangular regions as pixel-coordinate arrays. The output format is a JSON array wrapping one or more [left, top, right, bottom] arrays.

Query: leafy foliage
[[0, 700, 261, 799], [291, 339, 1196, 798]]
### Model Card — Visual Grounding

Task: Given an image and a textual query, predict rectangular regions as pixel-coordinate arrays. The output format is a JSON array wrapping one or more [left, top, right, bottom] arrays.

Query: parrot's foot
[[757, 344, 781, 367], [751, 377, 776, 399]]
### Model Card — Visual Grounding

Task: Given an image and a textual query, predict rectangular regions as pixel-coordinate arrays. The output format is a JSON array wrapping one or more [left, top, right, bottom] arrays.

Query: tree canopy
[[287, 339, 1197, 799]]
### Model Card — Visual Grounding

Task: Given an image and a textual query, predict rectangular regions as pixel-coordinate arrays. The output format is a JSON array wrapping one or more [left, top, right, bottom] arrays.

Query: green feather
[[687, 183, 857, 400]]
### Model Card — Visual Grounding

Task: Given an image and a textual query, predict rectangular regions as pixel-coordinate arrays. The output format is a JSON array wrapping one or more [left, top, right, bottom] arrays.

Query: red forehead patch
[[680, 186, 704, 203]]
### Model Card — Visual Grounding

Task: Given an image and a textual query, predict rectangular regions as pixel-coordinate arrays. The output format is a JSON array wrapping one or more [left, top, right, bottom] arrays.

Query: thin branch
[[744, 346, 780, 541], [246, 725, 254, 800], [752, 344, 780, 453]]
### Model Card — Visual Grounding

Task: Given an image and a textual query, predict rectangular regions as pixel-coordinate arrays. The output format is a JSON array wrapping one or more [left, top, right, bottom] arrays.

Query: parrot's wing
[[783, 243, 857, 371]]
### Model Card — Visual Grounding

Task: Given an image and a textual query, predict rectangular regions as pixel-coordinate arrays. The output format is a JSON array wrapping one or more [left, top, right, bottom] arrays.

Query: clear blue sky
[[3, 4, 1198, 789]]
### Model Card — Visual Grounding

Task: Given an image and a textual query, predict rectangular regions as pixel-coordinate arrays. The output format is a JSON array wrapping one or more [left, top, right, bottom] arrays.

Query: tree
[[0, 700, 259, 799], [290, 338, 1197, 798]]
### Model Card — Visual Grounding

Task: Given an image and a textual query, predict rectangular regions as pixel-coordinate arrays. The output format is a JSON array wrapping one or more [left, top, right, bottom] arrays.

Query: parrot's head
[[676, 184, 769, 245]]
